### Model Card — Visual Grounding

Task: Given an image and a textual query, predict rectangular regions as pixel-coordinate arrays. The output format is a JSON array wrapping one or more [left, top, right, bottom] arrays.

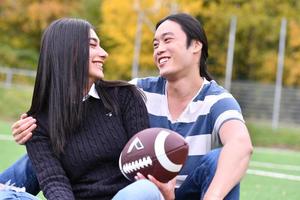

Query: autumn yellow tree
[[284, 19, 300, 86], [0, 0, 98, 69], [101, 0, 300, 85], [100, 0, 203, 80], [1, 0, 300, 86]]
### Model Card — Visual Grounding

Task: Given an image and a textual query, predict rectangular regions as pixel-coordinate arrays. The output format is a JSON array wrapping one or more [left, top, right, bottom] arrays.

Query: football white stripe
[[154, 130, 183, 173], [119, 152, 131, 181]]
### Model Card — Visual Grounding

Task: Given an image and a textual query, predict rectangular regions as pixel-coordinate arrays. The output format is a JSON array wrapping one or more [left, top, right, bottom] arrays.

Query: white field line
[[250, 161, 300, 171], [0, 134, 13, 141], [254, 147, 300, 155], [247, 169, 300, 182]]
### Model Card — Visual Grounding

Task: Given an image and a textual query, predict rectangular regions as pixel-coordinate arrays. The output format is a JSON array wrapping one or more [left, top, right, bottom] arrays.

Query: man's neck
[[165, 75, 204, 121], [166, 75, 203, 101]]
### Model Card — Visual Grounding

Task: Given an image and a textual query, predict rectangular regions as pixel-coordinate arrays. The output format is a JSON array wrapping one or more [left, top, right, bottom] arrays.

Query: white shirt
[[83, 83, 100, 101]]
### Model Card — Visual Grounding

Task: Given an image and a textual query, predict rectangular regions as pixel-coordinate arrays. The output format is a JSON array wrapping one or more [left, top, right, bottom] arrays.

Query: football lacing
[[122, 156, 153, 173]]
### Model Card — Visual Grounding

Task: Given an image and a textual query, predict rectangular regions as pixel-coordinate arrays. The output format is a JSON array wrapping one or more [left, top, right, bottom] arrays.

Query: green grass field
[[0, 120, 25, 170], [241, 148, 300, 199], [1, 120, 300, 199]]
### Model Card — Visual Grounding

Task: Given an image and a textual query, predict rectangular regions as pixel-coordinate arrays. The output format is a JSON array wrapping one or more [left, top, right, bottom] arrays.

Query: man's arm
[[204, 119, 253, 200], [11, 113, 36, 144]]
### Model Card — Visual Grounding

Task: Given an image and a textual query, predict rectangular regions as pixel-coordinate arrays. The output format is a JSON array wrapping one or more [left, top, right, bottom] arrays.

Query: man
[[2, 13, 253, 200]]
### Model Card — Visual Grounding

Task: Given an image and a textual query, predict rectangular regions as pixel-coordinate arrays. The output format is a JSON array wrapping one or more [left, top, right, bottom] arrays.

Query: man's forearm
[[204, 137, 253, 199]]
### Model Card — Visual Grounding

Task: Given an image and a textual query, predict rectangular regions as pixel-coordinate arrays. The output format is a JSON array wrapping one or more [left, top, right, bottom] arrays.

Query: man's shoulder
[[131, 76, 166, 94], [204, 80, 227, 95], [194, 79, 229, 102]]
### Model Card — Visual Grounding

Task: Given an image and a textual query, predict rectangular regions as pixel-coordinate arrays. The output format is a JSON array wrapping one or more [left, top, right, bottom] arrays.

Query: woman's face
[[88, 29, 108, 84]]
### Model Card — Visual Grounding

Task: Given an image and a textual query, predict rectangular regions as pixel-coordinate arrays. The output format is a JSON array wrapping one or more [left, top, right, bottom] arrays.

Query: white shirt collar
[[83, 83, 100, 101]]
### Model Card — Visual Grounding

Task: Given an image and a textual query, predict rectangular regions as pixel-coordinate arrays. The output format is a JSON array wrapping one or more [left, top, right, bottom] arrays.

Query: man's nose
[[155, 43, 166, 55]]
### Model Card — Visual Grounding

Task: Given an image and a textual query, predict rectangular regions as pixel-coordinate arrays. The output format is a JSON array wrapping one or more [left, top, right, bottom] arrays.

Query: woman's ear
[[192, 40, 202, 54]]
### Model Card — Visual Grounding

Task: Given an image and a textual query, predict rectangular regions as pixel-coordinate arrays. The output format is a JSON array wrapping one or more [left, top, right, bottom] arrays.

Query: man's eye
[[164, 38, 171, 43], [153, 43, 158, 49], [90, 43, 97, 47]]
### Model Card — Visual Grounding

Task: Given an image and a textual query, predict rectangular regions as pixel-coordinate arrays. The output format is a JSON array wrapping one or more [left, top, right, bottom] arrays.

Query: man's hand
[[11, 113, 37, 145], [135, 172, 176, 200]]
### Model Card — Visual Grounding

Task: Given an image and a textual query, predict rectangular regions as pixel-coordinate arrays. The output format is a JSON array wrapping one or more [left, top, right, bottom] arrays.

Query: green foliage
[[1, 0, 300, 86], [100, 0, 300, 85], [197, 0, 300, 84], [100, 0, 203, 80], [0, 0, 101, 70]]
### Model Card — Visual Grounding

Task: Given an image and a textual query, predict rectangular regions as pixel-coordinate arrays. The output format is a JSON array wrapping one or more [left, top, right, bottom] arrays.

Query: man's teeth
[[159, 58, 169, 64]]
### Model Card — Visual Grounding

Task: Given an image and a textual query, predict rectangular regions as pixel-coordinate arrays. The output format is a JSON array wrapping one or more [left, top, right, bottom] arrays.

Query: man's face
[[153, 20, 197, 80]]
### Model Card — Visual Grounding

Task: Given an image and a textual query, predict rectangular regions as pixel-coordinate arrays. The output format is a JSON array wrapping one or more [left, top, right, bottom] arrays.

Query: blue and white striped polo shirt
[[131, 76, 244, 186]]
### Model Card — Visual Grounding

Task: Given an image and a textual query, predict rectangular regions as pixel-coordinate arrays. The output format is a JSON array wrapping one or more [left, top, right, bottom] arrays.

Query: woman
[[0, 18, 162, 200]]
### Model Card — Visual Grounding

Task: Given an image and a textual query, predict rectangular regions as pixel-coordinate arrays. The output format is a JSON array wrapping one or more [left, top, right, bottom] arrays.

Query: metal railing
[[0, 67, 36, 88]]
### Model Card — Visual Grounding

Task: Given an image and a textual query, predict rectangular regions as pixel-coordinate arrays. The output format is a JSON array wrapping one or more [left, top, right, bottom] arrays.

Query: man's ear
[[192, 40, 202, 54]]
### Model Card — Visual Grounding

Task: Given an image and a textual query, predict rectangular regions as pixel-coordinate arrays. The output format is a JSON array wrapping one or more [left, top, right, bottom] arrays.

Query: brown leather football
[[119, 128, 189, 183]]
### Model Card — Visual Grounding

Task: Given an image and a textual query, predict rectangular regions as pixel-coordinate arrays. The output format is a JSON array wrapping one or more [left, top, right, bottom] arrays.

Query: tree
[[201, 0, 300, 85], [100, 0, 203, 80], [284, 19, 300, 86], [0, 0, 97, 69]]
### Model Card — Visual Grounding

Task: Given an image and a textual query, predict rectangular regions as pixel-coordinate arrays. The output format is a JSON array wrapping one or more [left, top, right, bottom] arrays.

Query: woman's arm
[[26, 114, 75, 200], [119, 86, 149, 138]]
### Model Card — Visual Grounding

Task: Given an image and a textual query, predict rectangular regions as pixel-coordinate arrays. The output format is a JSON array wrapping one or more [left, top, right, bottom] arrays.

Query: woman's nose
[[99, 47, 108, 58]]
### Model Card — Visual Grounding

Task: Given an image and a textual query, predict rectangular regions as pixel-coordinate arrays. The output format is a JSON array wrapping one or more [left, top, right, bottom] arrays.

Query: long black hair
[[156, 13, 213, 81], [27, 18, 143, 155]]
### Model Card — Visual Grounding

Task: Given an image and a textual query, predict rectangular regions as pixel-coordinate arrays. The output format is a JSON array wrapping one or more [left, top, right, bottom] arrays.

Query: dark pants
[[0, 155, 40, 195], [175, 148, 239, 200]]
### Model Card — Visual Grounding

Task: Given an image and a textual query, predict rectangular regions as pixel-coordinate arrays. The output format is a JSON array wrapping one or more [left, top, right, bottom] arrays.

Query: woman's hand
[[11, 113, 37, 144], [135, 172, 176, 200]]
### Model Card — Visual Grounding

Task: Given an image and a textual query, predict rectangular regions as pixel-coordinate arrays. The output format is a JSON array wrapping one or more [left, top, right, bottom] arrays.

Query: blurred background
[[0, 0, 299, 199]]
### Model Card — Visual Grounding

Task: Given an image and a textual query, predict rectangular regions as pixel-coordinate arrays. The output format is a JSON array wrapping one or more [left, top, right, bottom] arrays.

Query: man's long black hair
[[156, 13, 213, 81]]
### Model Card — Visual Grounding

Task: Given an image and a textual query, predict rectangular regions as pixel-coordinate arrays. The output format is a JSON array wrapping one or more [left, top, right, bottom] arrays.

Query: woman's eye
[[90, 43, 97, 47]]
